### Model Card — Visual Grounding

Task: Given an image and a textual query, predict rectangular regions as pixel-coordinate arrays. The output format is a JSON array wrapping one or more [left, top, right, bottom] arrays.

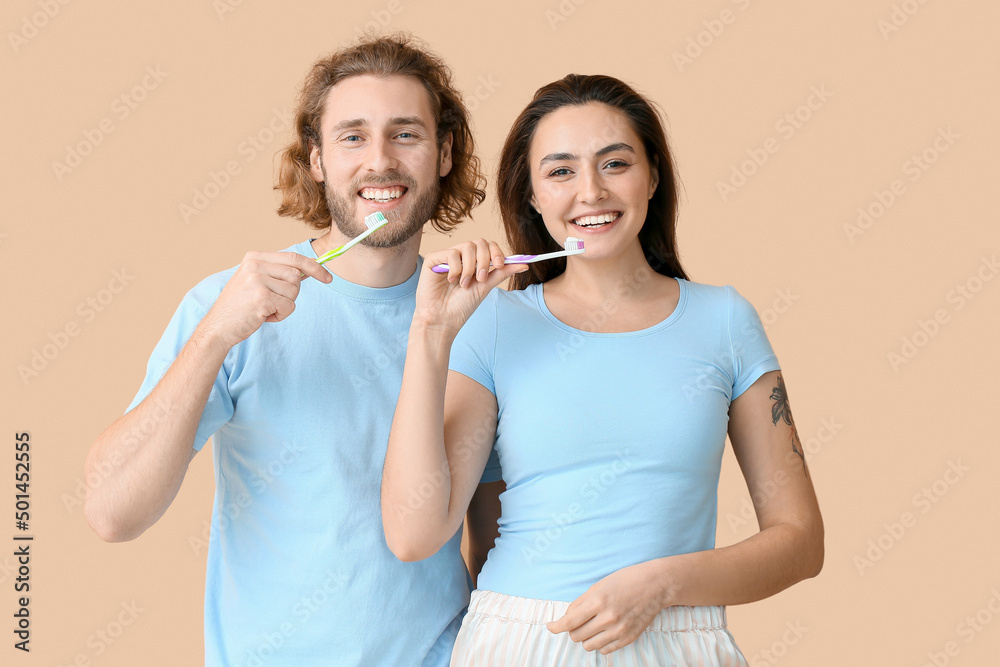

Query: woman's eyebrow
[[595, 142, 635, 157], [539, 151, 576, 165], [539, 143, 636, 166]]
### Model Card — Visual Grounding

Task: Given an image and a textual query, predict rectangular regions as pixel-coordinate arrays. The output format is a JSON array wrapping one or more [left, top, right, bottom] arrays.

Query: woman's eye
[[548, 167, 572, 177], [605, 160, 630, 169]]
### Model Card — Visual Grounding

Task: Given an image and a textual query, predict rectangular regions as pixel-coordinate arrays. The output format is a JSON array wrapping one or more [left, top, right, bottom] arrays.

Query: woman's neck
[[545, 242, 659, 307]]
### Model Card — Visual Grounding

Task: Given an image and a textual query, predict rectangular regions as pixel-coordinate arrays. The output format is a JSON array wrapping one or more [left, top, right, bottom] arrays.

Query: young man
[[84, 35, 503, 666]]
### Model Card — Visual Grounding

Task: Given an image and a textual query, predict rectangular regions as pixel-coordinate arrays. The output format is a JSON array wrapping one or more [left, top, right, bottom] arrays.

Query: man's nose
[[365, 135, 399, 174]]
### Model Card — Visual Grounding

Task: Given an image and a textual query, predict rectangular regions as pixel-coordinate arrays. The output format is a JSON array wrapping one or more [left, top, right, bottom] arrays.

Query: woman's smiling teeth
[[571, 212, 621, 228], [359, 186, 406, 203]]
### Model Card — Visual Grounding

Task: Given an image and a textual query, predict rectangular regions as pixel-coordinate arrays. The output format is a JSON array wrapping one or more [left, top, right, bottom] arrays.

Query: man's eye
[[396, 132, 415, 139], [344, 135, 363, 142]]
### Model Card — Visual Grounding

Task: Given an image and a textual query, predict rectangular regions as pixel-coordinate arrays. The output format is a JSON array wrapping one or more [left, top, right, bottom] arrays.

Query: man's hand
[[199, 251, 332, 349]]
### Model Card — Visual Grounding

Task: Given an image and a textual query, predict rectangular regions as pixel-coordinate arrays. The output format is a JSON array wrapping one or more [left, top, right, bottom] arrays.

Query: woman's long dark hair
[[498, 74, 688, 290]]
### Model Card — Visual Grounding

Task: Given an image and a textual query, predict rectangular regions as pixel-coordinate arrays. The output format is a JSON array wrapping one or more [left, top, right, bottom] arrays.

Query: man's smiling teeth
[[572, 212, 620, 227], [360, 186, 406, 202]]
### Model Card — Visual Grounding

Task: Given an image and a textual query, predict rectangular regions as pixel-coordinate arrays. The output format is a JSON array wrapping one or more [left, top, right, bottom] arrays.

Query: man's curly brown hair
[[275, 33, 485, 233]]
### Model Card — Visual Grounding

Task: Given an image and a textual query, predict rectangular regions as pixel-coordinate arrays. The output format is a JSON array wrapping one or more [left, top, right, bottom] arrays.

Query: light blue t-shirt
[[128, 241, 499, 667], [448, 277, 780, 602]]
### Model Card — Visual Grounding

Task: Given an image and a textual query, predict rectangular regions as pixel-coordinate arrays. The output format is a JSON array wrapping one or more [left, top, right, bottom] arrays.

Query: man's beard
[[323, 168, 441, 248]]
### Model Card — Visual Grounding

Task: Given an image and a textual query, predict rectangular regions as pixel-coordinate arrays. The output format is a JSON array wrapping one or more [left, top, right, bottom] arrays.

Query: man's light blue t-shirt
[[448, 277, 780, 602], [128, 241, 499, 666]]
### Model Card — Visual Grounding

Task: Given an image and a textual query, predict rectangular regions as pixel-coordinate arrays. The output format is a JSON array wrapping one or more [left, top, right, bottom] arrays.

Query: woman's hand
[[413, 239, 527, 334], [546, 560, 673, 654]]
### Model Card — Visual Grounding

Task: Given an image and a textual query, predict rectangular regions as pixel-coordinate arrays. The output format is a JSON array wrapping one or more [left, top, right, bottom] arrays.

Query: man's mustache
[[353, 171, 416, 189]]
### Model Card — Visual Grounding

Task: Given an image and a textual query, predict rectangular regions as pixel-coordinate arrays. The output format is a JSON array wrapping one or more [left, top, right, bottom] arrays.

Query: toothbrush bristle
[[564, 237, 585, 251], [365, 211, 388, 229]]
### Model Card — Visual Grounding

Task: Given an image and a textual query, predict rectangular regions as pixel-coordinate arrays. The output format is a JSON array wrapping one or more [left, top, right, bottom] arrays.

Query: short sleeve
[[448, 289, 499, 396], [727, 286, 781, 400], [451, 290, 501, 482], [126, 276, 236, 452]]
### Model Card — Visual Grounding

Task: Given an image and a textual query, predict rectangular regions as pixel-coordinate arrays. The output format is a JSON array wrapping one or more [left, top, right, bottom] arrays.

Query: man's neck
[[310, 228, 422, 288]]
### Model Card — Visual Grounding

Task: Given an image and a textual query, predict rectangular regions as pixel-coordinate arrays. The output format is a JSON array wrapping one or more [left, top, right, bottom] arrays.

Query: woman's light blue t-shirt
[[448, 277, 780, 602]]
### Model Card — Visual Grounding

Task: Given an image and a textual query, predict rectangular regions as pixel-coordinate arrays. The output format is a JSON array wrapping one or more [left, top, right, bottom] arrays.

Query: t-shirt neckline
[[297, 240, 421, 301], [533, 276, 688, 337]]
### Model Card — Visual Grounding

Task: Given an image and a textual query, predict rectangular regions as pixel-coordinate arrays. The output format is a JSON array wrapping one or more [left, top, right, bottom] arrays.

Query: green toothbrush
[[315, 211, 389, 265]]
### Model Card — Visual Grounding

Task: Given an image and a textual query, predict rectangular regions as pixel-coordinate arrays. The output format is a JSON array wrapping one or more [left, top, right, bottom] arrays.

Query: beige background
[[2, 0, 998, 664]]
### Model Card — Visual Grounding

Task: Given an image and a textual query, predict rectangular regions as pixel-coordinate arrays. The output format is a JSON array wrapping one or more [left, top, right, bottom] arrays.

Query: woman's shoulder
[[460, 283, 539, 332], [467, 283, 547, 330], [680, 276, 755, 299], [676, 277, 733, 305], [676, 278, 764, 325], [491, 283, 542, 307]]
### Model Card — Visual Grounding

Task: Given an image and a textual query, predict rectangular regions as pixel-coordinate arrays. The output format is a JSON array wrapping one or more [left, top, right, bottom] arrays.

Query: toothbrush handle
[[303, 243, 348, 276], [430, 254, 538, 273], [302, 212, 388, 275], [315, 245, 347, 266]]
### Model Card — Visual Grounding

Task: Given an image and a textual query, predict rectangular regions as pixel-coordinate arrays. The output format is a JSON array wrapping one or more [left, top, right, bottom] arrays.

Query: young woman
[[382, 74, 823, 665]]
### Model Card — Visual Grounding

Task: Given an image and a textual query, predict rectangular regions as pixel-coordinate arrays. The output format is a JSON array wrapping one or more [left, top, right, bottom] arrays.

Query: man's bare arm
[[83, 251, 332, 542], [83, 327, 228, 542]]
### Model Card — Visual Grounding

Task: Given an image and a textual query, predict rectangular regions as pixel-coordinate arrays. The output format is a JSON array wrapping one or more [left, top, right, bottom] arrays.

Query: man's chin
[[327, 184, 438, 249], [358, 218, 426, 249]]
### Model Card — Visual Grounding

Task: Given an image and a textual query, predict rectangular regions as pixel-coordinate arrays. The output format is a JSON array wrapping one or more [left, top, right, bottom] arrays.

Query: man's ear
[[308, 143, 325, 183], [439, 131, 453, 178]]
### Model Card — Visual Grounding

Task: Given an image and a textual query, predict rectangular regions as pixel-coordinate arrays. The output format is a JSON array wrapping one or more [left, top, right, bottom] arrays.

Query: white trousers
[[451, 589, 748, 667]]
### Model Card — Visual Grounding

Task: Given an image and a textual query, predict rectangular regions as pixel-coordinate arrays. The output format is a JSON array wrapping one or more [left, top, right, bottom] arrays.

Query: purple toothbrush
[[431, 237, 585, 273]]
